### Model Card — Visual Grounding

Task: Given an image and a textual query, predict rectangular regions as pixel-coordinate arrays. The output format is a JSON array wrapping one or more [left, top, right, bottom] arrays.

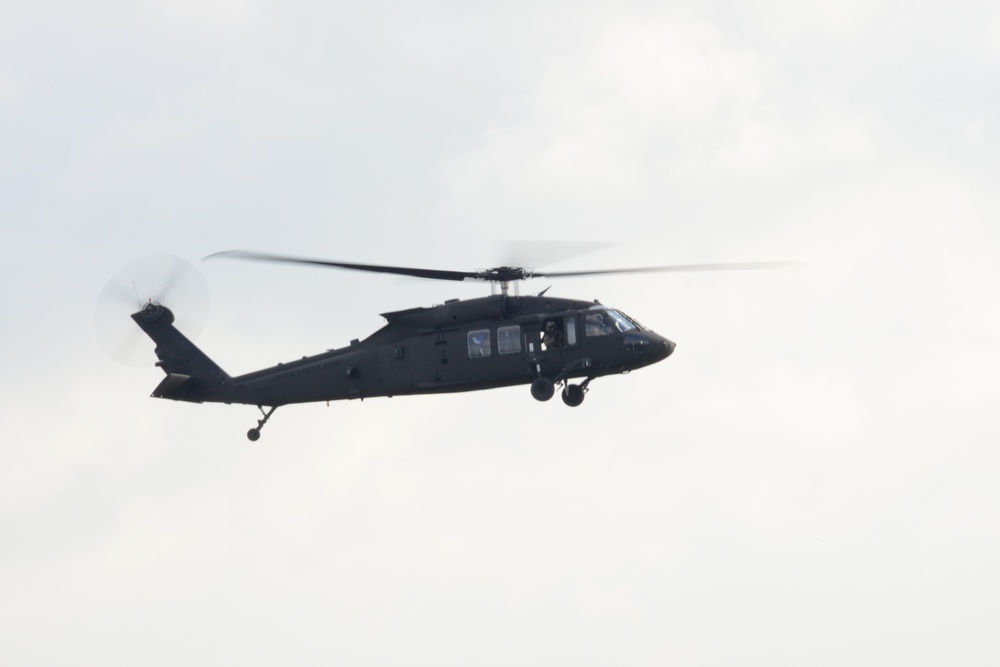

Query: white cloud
[[0, 72, 20, 103], [986, 9, 1000, 61], [141, 0, 265, 32], [446, 14, 769, 201], [442, 10, 881, 242]]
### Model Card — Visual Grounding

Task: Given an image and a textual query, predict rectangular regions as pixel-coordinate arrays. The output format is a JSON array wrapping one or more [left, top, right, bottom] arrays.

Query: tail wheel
[[246, 406, 277, 441], [530, 377, 555, 401]]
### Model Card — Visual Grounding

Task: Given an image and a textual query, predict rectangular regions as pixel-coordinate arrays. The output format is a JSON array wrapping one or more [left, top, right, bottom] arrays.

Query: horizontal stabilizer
[[152, 373, 194, 399]]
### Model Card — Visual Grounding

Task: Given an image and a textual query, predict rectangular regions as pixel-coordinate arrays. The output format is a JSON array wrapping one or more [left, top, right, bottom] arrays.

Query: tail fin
[[131, 302, 231, 402]]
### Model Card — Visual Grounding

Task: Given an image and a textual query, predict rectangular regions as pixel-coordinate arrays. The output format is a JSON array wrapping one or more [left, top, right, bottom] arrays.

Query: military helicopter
[[127, 250, 794, 440]]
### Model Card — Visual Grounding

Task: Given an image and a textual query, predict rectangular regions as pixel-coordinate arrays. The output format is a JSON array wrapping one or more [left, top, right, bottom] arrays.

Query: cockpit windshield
[[606, 309, 637, 332], [585, 306, 640, 336], [617, 310, 646, 331]]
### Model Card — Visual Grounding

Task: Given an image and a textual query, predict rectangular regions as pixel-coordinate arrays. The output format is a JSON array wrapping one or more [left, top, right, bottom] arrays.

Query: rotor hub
[[140, 300, 165, 322]]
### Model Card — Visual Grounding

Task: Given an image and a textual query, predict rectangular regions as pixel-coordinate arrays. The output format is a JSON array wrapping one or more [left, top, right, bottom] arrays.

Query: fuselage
[[134, 294, 675, 406]]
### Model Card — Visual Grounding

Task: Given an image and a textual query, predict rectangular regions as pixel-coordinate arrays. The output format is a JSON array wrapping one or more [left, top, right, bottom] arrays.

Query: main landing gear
[[247, 405, 278, 441], [561, 382, 586, 407], [530, 377, 555, 401], [530, 377, 591, 407]]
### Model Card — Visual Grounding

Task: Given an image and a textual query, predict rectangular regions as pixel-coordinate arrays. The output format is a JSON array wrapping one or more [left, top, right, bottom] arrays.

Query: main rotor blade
[[534, 261, 804, 278], [206, 250, 802, 284], [205, 250, 480, 282]]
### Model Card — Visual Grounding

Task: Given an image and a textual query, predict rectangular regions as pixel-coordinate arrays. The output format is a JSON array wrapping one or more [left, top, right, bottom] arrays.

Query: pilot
[[542, 320, 564, 350]]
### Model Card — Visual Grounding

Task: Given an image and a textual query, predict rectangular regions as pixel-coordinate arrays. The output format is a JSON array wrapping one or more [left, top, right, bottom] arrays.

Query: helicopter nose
[[644, 334, 675, 362]]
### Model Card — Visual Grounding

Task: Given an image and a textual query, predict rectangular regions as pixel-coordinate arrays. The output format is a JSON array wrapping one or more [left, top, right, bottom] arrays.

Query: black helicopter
[[130, 251, 792, 440]]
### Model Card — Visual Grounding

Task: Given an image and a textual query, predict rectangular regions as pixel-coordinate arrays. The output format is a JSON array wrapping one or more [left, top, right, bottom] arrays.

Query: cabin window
[[498, 325, 521, 355], [468, 329, 491, 358]]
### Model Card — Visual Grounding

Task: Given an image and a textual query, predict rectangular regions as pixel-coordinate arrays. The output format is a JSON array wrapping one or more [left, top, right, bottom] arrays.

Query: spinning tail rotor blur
[[95, 254, 210, 365]]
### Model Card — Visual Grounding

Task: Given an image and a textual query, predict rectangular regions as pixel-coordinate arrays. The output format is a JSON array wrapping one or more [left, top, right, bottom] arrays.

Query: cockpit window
[[606, 310, 637, 333], [584, 311, 614, 336], [585, 307, 638, 336], [565, 316, 577, 346], [618, 310, 647, 331]]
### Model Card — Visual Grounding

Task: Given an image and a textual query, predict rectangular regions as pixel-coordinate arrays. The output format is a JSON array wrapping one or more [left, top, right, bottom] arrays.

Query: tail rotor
[[95, 254, 210, 365]]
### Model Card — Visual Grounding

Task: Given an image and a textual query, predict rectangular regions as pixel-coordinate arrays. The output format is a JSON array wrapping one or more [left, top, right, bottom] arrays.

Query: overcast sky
[[3, 1, 999, 665]]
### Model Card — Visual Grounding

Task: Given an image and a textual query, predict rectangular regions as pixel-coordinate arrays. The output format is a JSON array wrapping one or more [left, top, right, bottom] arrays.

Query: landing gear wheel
[[562, 384, 585, 407], [246, 405, 277, 441], [530, 377, 555, 402]]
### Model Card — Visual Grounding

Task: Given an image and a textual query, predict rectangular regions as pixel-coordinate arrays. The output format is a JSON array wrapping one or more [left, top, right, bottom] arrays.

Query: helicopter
[[129, 250, 795, 441]]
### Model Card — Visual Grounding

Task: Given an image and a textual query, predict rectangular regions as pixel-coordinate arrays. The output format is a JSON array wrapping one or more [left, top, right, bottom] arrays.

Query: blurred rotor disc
[[496, 240, 613, 271], [95, 254, 210, 366]]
